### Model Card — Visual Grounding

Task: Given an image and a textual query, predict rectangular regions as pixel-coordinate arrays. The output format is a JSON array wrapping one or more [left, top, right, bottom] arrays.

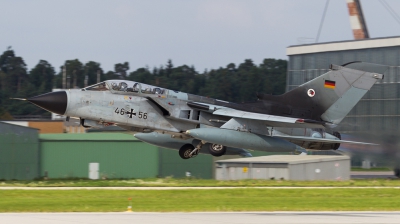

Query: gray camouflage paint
[[28, 62, 386, 154]]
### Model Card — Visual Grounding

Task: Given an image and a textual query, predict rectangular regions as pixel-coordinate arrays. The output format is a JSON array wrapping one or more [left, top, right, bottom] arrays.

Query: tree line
[[0, 47, 287, 119]]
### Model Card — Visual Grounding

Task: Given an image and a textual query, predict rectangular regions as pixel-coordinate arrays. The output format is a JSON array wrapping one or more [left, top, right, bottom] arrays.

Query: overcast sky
[[1, 0, 400, 73]]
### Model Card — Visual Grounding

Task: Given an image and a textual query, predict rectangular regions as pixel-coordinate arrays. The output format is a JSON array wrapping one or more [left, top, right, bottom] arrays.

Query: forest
[[0, 47, 287, 119]]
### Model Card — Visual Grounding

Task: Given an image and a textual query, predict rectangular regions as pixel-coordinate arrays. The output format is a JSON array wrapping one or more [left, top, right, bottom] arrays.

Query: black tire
[[394, 167, 400, 178], [332, 132, 341, 150], [179, 144, 195, 159], [208, 144, 227, 157]]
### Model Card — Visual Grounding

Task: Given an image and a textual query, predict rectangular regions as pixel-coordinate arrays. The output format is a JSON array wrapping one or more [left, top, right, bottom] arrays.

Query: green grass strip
[[1, 189, 400, 212], [1, 178, 400, 187]]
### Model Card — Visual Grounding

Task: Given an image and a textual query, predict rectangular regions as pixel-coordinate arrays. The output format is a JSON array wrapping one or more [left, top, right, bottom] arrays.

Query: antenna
[[316, 0, 330, 43], [62, 65, 66, 89], [84, 75, 88, 87], [97, 70, 101, 83]]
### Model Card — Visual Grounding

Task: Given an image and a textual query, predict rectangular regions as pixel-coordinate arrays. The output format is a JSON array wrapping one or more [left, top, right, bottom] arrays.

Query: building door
[[89, 163, 99, 180]]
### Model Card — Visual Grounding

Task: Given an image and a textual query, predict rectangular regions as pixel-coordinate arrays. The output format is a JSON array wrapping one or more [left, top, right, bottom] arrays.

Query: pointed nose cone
[[28, 91, 68, 115]]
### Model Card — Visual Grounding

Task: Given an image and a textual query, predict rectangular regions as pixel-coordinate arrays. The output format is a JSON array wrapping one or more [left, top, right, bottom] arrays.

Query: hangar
[[38, 133, 214, 179], [215, 155, 350, 181], [1, 121, 278, 180], [0, 121, 215, 180], [0, 122, 39, 180]]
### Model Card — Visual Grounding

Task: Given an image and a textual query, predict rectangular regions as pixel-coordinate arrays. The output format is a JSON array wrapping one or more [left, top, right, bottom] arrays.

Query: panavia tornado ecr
[[22, 62, 386, 159]]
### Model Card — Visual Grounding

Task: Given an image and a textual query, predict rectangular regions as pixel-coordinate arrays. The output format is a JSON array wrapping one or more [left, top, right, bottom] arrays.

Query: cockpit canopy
[[83, 80, 165, 95], [84, 82, 109, 91]]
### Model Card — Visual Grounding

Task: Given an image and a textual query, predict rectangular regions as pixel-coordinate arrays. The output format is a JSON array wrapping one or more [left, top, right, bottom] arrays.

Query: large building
[[215, 155, 350, 181], [1, 121, 281, 180], [287, 36, 400, 133], [0, 122, 40, 180]]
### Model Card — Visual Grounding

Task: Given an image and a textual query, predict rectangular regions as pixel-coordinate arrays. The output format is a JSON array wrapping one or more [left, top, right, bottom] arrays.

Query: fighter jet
[[23, 61, 386, 159]]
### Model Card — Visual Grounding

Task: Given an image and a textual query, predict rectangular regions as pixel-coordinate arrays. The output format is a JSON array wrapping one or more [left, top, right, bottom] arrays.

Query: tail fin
[[283, 62, 386, 124]]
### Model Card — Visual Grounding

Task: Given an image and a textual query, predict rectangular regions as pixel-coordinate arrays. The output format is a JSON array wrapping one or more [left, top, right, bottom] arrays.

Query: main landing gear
[[394, 167, 400, 178], [178, 141, 227, 159], [208, 144, 227, 157]]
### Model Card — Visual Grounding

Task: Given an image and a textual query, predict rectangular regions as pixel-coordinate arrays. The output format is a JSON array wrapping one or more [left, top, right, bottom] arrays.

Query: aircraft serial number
[[114, 108, 147, 119]]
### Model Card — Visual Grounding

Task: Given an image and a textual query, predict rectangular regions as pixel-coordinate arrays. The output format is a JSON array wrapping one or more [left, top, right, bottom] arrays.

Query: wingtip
[[10, 98, 27, 101]]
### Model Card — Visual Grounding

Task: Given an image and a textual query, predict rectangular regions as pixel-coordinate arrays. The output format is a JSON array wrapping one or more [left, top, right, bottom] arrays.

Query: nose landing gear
[[179, 144, 196, 159]]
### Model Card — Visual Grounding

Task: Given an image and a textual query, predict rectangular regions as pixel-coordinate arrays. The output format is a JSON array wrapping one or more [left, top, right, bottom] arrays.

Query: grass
[[1, 188, 400, 212], [1, 178, 400, 187]]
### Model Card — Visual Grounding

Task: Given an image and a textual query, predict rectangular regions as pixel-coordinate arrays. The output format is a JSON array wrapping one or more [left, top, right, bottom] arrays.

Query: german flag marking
[[324, 80, 336, 89]]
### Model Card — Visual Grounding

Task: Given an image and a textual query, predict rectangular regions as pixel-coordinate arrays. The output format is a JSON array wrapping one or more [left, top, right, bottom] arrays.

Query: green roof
[[39, 133, 140, 142]]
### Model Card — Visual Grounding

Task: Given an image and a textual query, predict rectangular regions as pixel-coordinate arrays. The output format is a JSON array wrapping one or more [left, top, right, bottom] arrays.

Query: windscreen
[[84, 82, 110, 91]]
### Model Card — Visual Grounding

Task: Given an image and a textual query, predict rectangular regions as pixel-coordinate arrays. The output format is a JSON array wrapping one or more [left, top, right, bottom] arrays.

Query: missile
[[186, 128, 306, 153], [134, 132, 252, 157]]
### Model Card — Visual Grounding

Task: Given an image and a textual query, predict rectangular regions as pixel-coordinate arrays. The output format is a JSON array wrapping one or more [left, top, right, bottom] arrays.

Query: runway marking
[[1, 212, 400, 224]]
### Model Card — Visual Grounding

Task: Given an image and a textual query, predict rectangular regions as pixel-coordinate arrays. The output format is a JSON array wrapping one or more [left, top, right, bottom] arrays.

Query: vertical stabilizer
[[282, 62, 386, 124]]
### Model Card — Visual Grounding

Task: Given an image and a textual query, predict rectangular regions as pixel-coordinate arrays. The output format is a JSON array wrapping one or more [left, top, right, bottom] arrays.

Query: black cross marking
[[126, 109, 136, 118]]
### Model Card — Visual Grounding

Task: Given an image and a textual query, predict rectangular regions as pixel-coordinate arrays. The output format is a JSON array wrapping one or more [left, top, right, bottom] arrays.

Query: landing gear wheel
[[208, 144, 227, 157], [394, 167, 400, 178], [179, 144, 195, 159], [332, 132, 341, 150]]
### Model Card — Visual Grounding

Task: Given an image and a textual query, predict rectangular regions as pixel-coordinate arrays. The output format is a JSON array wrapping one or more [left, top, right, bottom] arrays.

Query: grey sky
[[1, 0, 400, 73]]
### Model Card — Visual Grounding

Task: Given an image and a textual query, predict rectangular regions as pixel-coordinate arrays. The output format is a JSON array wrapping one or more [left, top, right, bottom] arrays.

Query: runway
[[1, 186, 400, 190], [1, 212, 400, 224]]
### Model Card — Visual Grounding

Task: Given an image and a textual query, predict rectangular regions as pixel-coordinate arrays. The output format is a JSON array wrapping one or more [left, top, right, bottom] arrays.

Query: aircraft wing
[[151, 98, 328, 128], [212, 107, 327, 128], [273, 135, 378, 145]]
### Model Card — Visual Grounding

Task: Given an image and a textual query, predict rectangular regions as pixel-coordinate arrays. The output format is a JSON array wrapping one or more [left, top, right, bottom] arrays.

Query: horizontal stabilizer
[[341, 61, 388, 74], [273, 135, 378, 145]]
